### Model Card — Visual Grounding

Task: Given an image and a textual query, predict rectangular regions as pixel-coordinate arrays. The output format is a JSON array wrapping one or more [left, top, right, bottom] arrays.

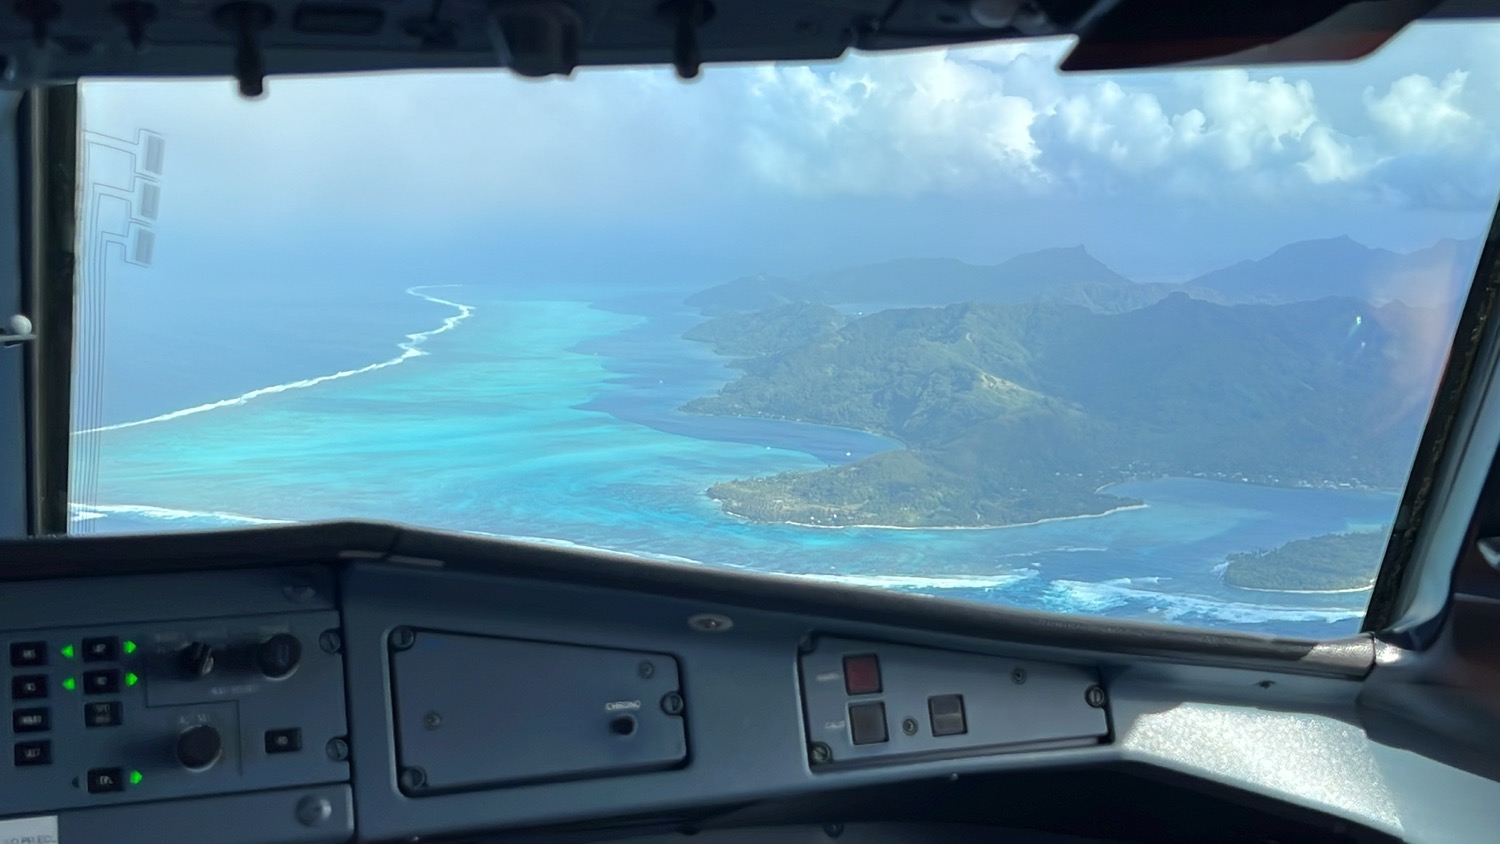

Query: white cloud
[[79, 20, 1500, 226], [1364, 71, 1478, 151], [740, 50, 1046, 194], [723, 25, 1500, 206], [1197, 72, 1317, 169], [1299, 125, 1367, 184], [1054, 81, 1177, 171]]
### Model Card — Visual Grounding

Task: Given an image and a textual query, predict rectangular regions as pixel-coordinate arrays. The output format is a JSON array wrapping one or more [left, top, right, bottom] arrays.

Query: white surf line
[[68, 502, 294, 525], [72, 285, 475, 435]]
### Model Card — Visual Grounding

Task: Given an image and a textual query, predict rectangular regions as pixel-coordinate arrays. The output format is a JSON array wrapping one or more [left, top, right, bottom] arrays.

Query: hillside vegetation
[[1222, 531, 1386, 591], [683, 294, 1435, 527]]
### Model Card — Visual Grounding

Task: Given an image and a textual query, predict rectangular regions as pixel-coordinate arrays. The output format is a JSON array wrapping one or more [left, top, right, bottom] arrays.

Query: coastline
[[73, 285, 475, 435], [751, 502, 1150, 531], [1225, 581, 1375, 595]]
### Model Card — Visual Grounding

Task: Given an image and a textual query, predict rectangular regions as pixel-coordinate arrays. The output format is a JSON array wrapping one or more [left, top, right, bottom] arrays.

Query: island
[[679, 292, 1431, 528], [1221, 531, 1386, 592]]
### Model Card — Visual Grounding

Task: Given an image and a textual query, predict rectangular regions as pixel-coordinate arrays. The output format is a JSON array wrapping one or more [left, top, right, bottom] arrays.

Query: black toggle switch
[[178, 642, 216, 678]]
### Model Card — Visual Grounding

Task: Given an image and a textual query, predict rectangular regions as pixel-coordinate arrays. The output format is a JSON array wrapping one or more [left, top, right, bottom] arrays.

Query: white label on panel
[[0, 815, 60, 844]]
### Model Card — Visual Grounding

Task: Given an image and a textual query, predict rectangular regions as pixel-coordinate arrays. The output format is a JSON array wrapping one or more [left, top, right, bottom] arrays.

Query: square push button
[[848, 701, 888, 745], [83, 637, 119, 662], [929, 694, 967, 736], [87, 767, 125, 793], [11, 675, 47, 700], [14, 740, 50, 766], [10, 641, 46, 667], [265, 728, 302, 754], [843, 654, 882, 696], [83, 670, 120, 695], [12, 708, 49, 733], [85, 701, 122, 728]]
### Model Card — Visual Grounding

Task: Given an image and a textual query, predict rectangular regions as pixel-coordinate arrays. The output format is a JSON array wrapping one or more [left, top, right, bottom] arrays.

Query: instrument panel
[[0, 526, 1423, 844]]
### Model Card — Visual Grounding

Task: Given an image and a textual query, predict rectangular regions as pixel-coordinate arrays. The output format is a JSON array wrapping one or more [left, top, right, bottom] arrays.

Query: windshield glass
[[68, 23, 1500, 637]]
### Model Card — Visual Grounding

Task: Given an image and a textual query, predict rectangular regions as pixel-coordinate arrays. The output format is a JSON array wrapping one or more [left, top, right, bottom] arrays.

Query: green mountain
[[682, 302, 848, 358], [683, 294, 1434, 527], [1222, 531, 1386, 591], [686, 247, 1220, 316]]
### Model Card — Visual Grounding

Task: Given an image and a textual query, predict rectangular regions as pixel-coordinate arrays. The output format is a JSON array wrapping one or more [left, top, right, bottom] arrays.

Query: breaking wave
[[73, 286, 474, 435]]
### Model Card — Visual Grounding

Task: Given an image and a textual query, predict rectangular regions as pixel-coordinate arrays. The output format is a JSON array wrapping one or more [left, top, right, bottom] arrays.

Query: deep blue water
[[75, 283, 1398, 637]]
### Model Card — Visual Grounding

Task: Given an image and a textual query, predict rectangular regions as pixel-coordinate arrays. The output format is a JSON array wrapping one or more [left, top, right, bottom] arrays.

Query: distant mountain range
[[685, 246, 1223, 315], [677, 235, 1477, 528], [1191, 236, 1481, 307], [686, 236, 1483, 315]]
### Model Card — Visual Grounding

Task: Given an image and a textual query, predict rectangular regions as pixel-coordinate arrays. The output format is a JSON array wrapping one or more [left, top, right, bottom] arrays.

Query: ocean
[[72, 284, 1399, 638]]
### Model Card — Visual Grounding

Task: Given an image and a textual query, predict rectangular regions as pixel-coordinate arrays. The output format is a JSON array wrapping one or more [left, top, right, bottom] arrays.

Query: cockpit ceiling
[[0, 0, 1482, 91]]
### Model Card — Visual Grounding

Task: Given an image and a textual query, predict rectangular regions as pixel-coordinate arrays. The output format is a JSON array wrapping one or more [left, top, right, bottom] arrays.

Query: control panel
[[0, 569, 350, 826], [800, 637, 1109, 767], [389, 630, 687, 793]]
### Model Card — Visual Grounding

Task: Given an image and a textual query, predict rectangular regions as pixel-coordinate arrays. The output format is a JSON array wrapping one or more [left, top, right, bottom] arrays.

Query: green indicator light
[[123, 640, 137, 655], [129, 770, 143, 786], [61, 677, 76, 691], [124, 672, 139, 687], [60, 644, 75, 659]]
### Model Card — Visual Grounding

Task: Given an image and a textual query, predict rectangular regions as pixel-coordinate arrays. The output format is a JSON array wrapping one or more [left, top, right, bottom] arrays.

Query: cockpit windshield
[[67, 22, 1500, 636]]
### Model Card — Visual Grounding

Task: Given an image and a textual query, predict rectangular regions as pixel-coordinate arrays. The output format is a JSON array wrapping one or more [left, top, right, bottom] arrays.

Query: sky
[[77, 20, 1500, 289]]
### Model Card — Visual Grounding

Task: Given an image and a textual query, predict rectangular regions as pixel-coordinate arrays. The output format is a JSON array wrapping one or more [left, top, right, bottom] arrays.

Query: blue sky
[[78, 21, 1500, 288]]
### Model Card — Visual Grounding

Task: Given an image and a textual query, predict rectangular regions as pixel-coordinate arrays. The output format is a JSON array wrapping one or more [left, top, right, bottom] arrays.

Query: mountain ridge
[[687, 235, 1483, 315]]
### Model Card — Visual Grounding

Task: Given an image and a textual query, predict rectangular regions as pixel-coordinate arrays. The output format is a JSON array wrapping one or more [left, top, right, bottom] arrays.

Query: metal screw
[[1012, 668, 1027, 685], [901, 717, 919, 736], [422, 711, 442, 730], [399, 767, 427, 791], [318, 630, 343, 655], [389, 627, 416, 650], [1085, 685, 1107, 708], [661, 691, 685, 715], [325, 737, 350, 762], [295, 794, 332, 827], [638, 661, 655, 679], [809, 742, 832, 764]]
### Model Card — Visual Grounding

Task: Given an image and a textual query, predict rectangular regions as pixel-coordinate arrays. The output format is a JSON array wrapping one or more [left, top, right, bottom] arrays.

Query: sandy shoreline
[[763, 502, 1150, 531]]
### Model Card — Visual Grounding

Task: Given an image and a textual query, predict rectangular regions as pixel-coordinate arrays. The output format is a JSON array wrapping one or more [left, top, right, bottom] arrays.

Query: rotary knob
[[255, 633, 302, 679], [176, 724, 223, 771]]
